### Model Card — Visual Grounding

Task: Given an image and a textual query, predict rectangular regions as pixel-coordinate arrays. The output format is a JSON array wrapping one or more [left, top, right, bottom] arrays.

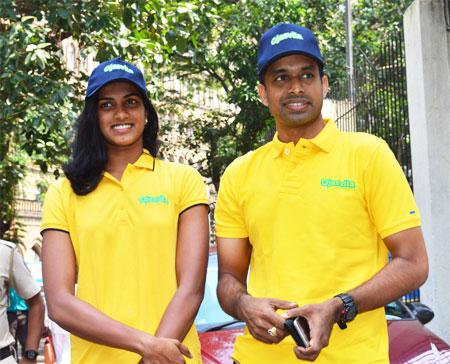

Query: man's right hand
[[237, 294, 297, 344], [138, 336, 192, 364]]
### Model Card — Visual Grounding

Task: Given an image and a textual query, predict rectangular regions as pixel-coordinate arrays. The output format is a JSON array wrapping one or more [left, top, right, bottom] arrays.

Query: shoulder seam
[[0, 239, 16, 248]]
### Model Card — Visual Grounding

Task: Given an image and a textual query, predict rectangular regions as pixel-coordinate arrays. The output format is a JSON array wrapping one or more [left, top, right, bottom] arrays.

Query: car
[[195, 252, 450, 364]]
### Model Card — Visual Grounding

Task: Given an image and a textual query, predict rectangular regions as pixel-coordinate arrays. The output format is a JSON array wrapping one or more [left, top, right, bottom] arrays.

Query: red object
[[199, 321, 450, 364], [199, 328, 242, 364], [388, 320, 450, 363], [44, 335, 56, 364]]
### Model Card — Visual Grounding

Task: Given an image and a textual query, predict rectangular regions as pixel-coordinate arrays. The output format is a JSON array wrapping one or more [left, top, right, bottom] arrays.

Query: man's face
[[258, 54, 328, 130]]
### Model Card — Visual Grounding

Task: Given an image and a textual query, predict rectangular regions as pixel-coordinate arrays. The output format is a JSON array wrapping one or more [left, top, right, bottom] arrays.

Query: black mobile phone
[[284, 316, 311, 348]]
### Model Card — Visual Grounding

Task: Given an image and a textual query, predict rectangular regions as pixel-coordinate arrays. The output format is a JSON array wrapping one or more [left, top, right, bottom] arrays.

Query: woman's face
[[97, 81, 147, 151]]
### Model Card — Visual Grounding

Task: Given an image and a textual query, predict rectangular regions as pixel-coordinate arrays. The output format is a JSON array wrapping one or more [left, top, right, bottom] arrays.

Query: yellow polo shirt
[[215, 119, 420, 364], [41, 150, 208, 364]]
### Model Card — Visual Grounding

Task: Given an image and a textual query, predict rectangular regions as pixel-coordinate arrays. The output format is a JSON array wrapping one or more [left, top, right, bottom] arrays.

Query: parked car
[[195, 252, 450, 364]]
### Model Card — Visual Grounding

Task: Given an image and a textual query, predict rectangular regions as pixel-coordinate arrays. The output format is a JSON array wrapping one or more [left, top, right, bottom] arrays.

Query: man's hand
[[283, 298, 341, 361], [238, 294, 297, 344]]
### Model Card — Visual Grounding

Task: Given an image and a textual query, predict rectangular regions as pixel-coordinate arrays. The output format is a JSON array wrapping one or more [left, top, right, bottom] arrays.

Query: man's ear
[[321, 74, 329, 99], [258, 83, 269, 107]]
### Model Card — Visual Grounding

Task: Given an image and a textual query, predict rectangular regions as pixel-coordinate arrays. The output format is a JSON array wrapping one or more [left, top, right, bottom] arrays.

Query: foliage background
[[0, 0, 413, 241]]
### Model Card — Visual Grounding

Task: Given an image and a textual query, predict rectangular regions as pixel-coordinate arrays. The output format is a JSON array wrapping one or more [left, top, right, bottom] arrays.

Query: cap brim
[[259, 50, 324, 82], [86, 78, 149, 102]]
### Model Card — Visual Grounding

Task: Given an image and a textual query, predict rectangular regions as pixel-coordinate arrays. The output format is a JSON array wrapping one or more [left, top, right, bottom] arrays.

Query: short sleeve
[[177, 166, 209, 214], [40, 181, 70, 233], [215, 163, 248, 238], [11, 248, 40, 300], [364, 141, 421, 238]]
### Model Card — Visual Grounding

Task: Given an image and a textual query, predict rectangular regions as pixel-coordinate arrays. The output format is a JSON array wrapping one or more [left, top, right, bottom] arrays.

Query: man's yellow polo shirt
[[41, 150, 208, 364], [215, 119, 420, 364]]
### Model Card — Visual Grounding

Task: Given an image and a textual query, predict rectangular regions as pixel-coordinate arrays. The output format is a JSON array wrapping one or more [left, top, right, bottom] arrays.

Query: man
[[7, 239, 42, 359], [215, 23, 428, 363], [1, 239, 44, 363]]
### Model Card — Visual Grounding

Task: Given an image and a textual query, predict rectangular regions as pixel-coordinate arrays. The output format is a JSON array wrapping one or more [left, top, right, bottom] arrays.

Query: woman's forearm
[[47, 291, 151, 355], [155, 286, 204, 341]]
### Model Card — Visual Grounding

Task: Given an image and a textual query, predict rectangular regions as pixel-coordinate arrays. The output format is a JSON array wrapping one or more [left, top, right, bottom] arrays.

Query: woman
[[41, 58, 209, 364]]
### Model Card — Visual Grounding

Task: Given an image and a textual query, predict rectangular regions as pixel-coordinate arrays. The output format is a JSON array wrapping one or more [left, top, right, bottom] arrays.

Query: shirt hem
[[379, 219, 421, 239], [40, 225, 69, 236], [215, 230, 249, 239], [178, 199, 209, 214]]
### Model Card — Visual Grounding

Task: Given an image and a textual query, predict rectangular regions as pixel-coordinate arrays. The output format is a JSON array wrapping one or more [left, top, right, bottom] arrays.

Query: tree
[[0, 0, 133, 240], [0, 0, 414, 240], [147, 0, 414, 190], [0, 0, 220, 240], [0, 7, 80, 240], [131, 0, 348, 190]]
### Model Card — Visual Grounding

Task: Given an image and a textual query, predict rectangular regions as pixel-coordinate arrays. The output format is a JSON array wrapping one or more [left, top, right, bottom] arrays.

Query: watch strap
[[335, 293, 357, 330]]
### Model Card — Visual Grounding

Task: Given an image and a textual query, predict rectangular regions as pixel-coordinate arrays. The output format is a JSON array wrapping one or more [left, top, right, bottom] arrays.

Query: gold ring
[[267, 326, 277, 337]]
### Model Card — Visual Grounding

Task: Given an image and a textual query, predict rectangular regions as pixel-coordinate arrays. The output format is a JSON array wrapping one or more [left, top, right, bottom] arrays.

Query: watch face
[[345, 304, 357, 321], [24, 350, 38, 360]]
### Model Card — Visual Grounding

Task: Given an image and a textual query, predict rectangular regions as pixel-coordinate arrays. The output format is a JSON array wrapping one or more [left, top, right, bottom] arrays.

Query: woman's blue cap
[[257, 23, 324, 82], [86, 58, 149, 103]]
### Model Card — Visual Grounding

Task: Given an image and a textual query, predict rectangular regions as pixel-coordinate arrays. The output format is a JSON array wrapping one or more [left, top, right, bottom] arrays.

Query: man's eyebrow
[[269, 65, 315, 75]]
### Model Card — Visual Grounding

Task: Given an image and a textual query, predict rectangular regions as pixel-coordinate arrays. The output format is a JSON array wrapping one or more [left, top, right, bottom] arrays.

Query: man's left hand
[[283, 297, 342, 361]]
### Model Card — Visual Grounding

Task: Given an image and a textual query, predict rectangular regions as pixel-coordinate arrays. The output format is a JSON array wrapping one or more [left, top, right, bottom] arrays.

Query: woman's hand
[[138, 336, 192, 364]]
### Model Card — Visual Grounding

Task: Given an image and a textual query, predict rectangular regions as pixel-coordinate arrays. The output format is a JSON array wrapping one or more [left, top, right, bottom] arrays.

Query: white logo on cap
[[104, 64, 134, 74], [271, 31, 303, 46]]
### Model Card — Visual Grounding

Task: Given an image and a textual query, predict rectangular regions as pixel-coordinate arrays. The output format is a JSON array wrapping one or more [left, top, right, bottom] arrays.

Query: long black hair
[[64, 92, 159, 195]]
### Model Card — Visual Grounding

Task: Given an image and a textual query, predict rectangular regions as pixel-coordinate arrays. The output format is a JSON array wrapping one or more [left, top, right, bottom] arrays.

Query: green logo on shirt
[[320, 178, 356, 190], [138, 194, 169, 205]]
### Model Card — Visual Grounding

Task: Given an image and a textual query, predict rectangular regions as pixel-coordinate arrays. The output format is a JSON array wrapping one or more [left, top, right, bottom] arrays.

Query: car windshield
[[385, 300, 414, 320]]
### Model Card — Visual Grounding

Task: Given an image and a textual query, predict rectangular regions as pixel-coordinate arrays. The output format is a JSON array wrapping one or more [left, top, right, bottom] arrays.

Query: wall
[[404, 0, 450, 342]]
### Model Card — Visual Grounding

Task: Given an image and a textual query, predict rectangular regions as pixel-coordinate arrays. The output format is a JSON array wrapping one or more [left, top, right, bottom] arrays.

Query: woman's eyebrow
[[123, 92, 141, 98], [98, 92, 141, 101]]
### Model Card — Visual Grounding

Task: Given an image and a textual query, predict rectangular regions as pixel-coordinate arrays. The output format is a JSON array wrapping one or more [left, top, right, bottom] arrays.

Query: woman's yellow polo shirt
[[215, 119, 421, 364], [41, 151, 208, 363]]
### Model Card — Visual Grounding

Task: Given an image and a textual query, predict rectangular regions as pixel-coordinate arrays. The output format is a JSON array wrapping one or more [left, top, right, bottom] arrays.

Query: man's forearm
[[25, 293, 45, 350], [349, 255, 428, 313], [217, 272, 249, 320]]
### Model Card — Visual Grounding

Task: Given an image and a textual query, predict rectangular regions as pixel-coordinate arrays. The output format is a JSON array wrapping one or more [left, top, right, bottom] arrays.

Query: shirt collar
[[271, 118, 339, 157], [133, 149, 155, 171], [309, 118, 339, 152]]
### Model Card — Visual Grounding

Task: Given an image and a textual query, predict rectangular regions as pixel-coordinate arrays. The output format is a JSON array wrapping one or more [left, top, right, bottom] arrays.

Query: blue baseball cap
[[257, 23, 324, 82], [86, 58, 150, 104]]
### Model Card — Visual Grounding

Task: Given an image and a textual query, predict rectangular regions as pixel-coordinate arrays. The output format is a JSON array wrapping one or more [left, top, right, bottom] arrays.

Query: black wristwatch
[[23, 350, 38, 361], [335, 293, 358, 329]]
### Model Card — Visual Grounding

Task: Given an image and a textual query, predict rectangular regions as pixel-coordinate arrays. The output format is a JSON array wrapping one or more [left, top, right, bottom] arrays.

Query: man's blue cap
[[86, 57, 150, 104], [257, 23, 324, 82]]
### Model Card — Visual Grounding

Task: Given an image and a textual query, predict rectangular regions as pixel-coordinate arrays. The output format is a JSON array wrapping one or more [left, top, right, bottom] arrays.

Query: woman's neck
[[105, 144, 143, 181]]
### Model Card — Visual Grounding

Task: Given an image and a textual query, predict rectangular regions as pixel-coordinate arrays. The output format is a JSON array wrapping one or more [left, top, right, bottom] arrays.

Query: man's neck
[[276, 118, 326, 145]]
